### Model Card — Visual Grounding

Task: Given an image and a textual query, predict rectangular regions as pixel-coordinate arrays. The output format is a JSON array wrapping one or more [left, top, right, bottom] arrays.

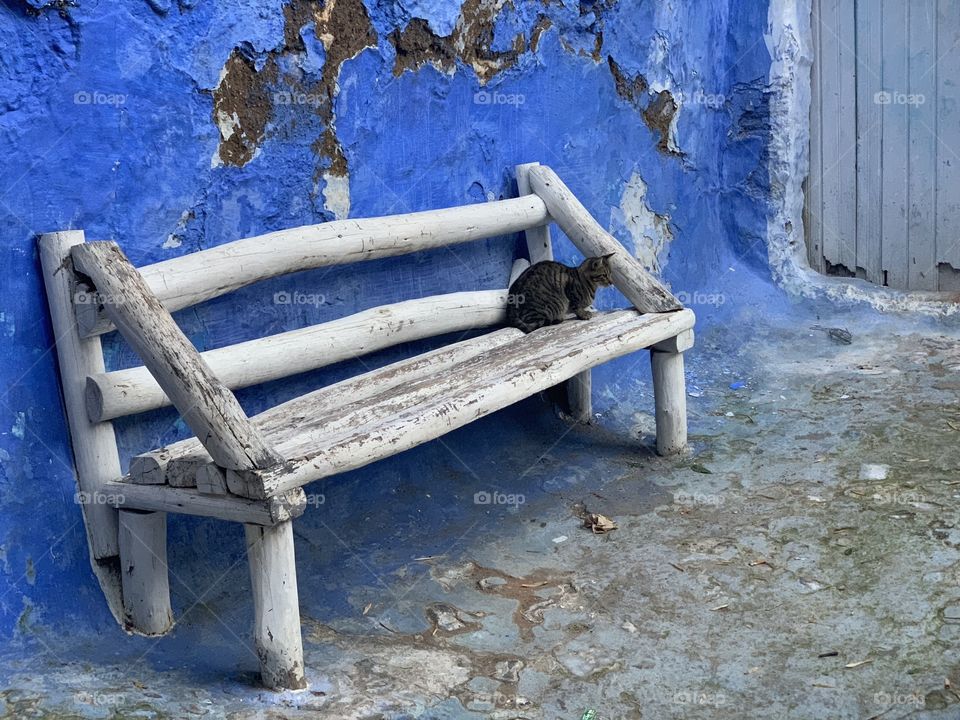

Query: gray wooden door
[[806, 0, 960, 291]]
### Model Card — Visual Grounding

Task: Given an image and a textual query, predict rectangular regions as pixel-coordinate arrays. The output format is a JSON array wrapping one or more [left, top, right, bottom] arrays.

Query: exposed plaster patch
[[19, 0, 74, 17], [607, 56, 682, 157], [642, 89, 682, 156], [211, 51, 276, 167], [607, 56, 647, 107], [764, 0, 959, 316], [163, 210, 194, 249], [529, 16, 553, 52], [613, 171, 673, 274], [321, 171, 351, 219], [389, 0, 531, 84], [210, 0, 377, 207], [285, 0, 378, 177], [11, 412, 25, 439]]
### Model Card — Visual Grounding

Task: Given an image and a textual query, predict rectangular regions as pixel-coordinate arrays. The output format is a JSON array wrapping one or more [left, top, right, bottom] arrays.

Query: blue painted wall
[[0, 0, 775, 661]]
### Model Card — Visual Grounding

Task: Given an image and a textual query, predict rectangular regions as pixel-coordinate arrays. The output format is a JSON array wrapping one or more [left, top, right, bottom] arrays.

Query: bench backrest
[[56, 162, 682, 498]]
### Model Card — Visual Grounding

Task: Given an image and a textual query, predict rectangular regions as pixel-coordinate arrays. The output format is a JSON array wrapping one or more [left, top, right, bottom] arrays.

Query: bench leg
[[566, 370, 592, 423], [245, 521, 307, 690], [650, 348, 688, 455], [118, 510, 173, 636]]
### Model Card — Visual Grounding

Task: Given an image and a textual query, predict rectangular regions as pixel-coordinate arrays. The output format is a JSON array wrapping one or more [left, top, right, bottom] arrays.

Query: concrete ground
[[3, 295, 960, 719]]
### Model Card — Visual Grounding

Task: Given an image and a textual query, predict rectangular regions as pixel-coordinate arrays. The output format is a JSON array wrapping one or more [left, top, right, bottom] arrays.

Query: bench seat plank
[[131, 309, 693, 498], [127, 326, 523, 485], [233, 308, 694, 497]]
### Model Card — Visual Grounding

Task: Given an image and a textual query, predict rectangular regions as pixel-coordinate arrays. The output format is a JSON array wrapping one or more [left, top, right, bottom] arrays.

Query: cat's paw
[[575, 309, 594, 320]]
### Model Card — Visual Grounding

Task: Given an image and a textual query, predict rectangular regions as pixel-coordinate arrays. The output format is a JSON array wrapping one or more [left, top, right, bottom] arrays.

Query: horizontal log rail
[[100, 482, 307, 526], [86, 290, 509, 423], [76, 196, 551, 337]]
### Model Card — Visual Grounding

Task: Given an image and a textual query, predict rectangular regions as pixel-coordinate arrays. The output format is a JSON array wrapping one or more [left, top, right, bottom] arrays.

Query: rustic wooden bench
[[39, 163, 694, 690]]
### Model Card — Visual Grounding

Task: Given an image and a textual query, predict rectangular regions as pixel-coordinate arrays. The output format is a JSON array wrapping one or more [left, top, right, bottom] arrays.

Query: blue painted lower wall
[[0, 0, 775, 651]]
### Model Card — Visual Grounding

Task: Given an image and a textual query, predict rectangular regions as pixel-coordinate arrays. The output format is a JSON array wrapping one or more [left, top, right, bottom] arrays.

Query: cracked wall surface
[[0, 0, 778, 698]]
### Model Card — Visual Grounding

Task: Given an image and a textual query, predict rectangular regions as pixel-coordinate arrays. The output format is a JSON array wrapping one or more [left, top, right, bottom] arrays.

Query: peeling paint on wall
[[389, 0, 530, 83], [607, 56, 682, 156], [612, 171, 673, 273], [642, 89, 681, 156], [321, 171, 351, 219], [211, 51, 276, 168]]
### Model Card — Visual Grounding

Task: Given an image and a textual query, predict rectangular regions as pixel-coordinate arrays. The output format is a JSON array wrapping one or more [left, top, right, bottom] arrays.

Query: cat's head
[[582, 253, 615, 286]]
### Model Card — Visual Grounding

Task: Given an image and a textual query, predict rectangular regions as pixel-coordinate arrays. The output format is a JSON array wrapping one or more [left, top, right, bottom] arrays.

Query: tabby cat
[[506, 254, 615, 333]]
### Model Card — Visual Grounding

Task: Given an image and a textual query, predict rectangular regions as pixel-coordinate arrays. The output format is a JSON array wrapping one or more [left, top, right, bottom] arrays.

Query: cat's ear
[[601, 252, 616, 263]]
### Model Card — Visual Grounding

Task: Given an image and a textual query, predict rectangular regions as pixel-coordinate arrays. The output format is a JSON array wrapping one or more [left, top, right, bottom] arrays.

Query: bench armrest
[[71, 242, 283, 491], [527, 165, 683, 313]]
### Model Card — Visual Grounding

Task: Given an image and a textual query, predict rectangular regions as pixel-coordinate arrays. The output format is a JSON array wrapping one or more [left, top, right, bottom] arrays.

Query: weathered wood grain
[[651, 349, 688, 455], [881, 0, 910, 289], [78, 196, 551, 336], [72, 242, 283, 493], [936, 0, 960, 281], [527, 166, 682, 312], [806, 0, 825, 273], [38, 232, 121, 560], [908, 0, 938, 290], [118, 510, 173, 636], [245, 521, 306, 690], [86, 290, 509, 422], [126, 327, 524, 486], [38, 231, 125, 627], [855, 0, 883, 284], [103, 481, 306, 525], [515, 162, 554, 264], [228, 309, 696, 498]]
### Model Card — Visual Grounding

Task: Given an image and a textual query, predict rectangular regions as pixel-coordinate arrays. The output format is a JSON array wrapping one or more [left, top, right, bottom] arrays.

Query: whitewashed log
[[566, 371, 593, 423], [245, 521, 307, 690], [527, 166, 682, 313], [86, 290, 509, 422], [520, 162, 593, 422], [72, 242, 283, 489], [515, 162, 554, 263], [652, 328, 694, 354], [509, 259, 530, 285], [230, 309, 696, 498], [127, 327, 523, 486], [166, 456, 201, 488], [78, 196, 551, 337], [118, 510, 173, 636], [195, 463, 228, 495], [38, 232, 121, 561], [127, 437, 199, 485], [650, 349, 688, 455], [37, 231, 125, 626], [103, 481, 307, 525]]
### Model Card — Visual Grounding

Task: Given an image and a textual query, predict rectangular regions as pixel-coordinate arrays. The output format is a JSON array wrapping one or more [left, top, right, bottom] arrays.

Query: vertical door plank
[[936, 0, 960, 286], [881, 0, 910, 289], [819, 0, 845, 271], [856, 0, 884, 284], [907, 0, 938, 290], [837, 0, 859, 274], [807, 0, 825, 273]]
